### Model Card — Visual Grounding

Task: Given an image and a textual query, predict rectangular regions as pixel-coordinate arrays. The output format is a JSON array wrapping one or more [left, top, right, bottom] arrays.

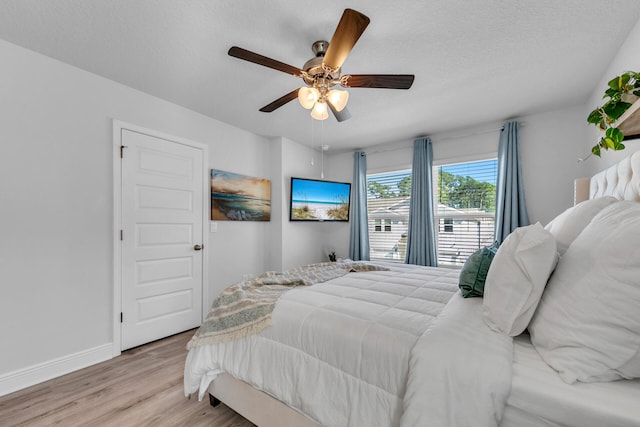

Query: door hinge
[[120, 230, 123, 241], [120, 312, 123, 323], [120, 145, 127, 158]]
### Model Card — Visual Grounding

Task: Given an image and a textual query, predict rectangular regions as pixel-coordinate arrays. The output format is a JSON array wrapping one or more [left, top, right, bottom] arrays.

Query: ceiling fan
[[228, 8, 415, 122]]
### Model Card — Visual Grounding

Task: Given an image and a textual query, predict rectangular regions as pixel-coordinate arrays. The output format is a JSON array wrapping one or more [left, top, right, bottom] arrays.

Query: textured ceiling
[[1, 0, 640, 152]]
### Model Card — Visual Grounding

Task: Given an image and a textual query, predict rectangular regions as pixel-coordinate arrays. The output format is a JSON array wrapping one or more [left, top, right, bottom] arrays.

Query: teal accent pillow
[[459, 241, 500, 298]]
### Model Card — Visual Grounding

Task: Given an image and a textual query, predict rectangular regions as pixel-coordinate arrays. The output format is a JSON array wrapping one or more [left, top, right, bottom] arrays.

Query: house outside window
[[366, 158, 497, 266], [434, 158, 498, 267], [367, 170, 411, 261]]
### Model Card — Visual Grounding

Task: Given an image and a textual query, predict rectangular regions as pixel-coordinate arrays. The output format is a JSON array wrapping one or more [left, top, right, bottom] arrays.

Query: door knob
[[194, 244, 203, 251]]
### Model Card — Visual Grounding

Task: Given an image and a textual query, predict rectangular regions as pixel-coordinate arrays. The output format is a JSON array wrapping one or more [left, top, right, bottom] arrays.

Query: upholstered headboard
[[575, 150, 640, 204]]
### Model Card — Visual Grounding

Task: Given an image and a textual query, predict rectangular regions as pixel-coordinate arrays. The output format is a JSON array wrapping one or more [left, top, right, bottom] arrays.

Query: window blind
[[366, 170, 411, 262], [366, 158, 497, 267], [435, 159, 498, 267]]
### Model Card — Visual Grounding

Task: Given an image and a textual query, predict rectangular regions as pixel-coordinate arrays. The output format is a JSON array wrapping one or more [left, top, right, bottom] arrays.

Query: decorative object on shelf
[[210, 169, 271, 221], [328, 251, 337, 262], [227, 9, 414, 122], [587, 71, 640, 157]]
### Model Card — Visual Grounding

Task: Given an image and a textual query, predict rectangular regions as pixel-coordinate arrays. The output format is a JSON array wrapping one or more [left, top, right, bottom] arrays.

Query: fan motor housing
[[302, 40, 340, 86]]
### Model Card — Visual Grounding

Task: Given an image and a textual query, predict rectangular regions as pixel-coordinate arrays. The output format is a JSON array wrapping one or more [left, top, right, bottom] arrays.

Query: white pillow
[[544, 196, 618, 255], [529, 201, 640, 384], [482, 223, 558, 336]]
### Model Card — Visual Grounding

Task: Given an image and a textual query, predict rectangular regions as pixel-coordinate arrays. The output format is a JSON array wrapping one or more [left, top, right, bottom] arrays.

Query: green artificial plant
[[587, 71, 640, 156]]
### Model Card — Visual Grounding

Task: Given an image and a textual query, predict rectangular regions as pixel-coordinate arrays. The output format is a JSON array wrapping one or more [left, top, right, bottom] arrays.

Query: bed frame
[[209, 150, 640, 427], [209, 373, 321, 427]]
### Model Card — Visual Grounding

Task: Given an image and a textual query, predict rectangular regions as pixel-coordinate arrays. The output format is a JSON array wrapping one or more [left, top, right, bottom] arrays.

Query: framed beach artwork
[[210, 169, 271, 221]]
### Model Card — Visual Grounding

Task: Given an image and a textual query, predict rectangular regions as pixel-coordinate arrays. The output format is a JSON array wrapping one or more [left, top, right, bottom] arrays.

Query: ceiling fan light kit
[[311, 101, 329, 121], [298, 87, 320, 109], [298, 86, 348, 120], [327, 89, 349, 112], [228, 8, 415, 122]]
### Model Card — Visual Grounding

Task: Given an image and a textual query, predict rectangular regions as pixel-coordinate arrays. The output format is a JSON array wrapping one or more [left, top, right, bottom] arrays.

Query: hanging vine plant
[[587, 71, 640, 156]]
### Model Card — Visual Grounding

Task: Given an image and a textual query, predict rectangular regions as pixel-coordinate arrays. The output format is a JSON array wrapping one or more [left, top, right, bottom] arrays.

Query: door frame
[[112, 120, 209, 356]]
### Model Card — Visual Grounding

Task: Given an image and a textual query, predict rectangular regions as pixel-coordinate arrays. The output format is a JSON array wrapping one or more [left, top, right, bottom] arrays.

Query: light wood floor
[[0, 330, 256, 427]]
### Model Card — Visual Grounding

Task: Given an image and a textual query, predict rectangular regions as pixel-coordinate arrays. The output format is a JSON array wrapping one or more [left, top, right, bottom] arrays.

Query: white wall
[[364, 125, 500, 175], [207, 138, 271, 300], [338, 106, 587, 230], [264, 138, 284, 272], [275, 138, 350, 270], [583, 18, 640, 174], [518, 105, 588, 224], [0, 39, 272, 391], [323, 150, 354, 260], [432, 126, 500, 167]]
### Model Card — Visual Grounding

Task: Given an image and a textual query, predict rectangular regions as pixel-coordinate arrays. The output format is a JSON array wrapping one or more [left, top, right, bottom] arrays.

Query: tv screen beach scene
[[211, 170, 271, 221], [291, 178, 350, 221]]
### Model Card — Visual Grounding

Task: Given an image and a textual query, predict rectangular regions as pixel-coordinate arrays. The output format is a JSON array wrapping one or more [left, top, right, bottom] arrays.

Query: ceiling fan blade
[[322, 9, 370, 70], [342, 74, 415, 89], [259, 89, 300, 112], [228, 46, 303, 77], [327, 100, 352, 122]]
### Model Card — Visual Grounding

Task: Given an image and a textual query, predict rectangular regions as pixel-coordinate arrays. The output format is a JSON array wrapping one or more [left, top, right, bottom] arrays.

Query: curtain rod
[[364, 122, 526, 155]]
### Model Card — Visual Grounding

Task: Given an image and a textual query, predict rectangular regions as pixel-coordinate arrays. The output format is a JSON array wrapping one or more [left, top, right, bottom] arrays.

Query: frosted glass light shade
[[298, 87, 320, 109], [327, 89, 349, 112], [310, 101, 329, 120]]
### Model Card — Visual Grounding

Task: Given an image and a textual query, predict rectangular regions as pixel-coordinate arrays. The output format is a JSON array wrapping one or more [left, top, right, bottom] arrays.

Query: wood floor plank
[[0, 330, 255, 427]]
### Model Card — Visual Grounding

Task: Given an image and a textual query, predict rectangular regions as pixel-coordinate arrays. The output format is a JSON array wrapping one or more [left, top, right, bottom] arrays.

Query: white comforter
[[401, 293, 513, 427], [184, 263, 513, 427]]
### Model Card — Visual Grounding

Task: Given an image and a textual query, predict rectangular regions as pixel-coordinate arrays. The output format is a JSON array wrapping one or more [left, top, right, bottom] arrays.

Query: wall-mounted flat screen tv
[[290, 177, 351, 222]]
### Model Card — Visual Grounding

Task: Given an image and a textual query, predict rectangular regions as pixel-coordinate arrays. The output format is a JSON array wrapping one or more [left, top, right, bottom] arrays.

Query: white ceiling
[[1, 1, 640, 152]]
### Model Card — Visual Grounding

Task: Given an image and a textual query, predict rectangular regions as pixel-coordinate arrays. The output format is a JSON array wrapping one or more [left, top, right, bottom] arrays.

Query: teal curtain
[[405, 138, 438, 266], [349, 151, 370, 260], [495, 121, 529, 243]]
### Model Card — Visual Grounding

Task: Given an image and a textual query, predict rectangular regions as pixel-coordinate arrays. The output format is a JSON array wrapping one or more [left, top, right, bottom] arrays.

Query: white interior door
[[120, 129, 204, 350]]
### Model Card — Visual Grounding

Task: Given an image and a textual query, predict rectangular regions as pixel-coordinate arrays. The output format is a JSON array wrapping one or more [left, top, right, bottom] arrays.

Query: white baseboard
[[0, 343, 113, 397]]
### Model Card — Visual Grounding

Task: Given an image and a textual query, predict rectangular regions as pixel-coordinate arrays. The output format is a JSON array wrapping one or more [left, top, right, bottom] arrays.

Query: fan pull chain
[[321, 119, 325, 179], [310, 115, 315, 166]]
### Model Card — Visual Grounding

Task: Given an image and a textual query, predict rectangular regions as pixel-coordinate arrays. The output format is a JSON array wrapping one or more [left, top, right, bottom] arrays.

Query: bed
[[184, 150, 640, 427]]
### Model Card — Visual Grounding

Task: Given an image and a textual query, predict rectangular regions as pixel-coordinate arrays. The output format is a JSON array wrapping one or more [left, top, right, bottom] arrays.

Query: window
[[435, 158, 498, 267], [374, 219, 392, 232], [443, 218, 453, 233], [366, 158, 497, 267], [367, 170, 411, 261]]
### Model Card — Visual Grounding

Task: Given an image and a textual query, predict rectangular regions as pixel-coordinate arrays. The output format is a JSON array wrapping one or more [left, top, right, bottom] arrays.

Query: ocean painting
[[211, 170, 271, 221]]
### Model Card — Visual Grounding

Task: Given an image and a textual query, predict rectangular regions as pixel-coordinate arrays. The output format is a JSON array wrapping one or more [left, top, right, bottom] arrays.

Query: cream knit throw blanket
[[187, 261, 389, 349]]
